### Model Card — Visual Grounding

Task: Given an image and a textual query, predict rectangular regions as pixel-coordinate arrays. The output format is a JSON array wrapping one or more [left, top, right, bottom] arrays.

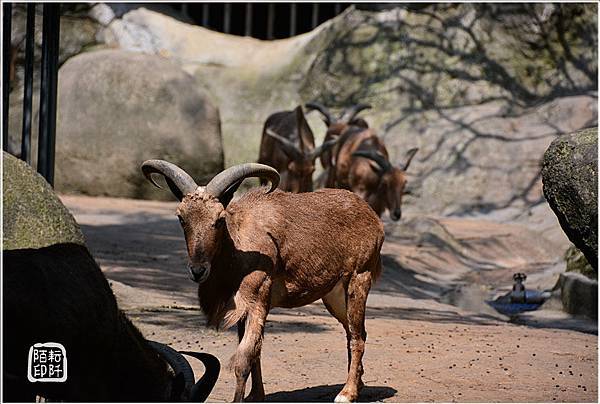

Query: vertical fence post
[[311, 3, 319, 29], [245, 3, 252, 37], [3, 3, 12, 151], [202, 3, 209, 27], [267, 3, 274, 40], [289, 3, 297, 37], [37, 4, 60, 185], [223, 3, 231, 34], [21, 4, 35, 164]]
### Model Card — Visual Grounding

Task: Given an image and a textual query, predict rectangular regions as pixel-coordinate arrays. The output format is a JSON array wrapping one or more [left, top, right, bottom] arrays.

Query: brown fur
[[258, 107, 327, 193], [328, 128, 414, 221], [175, 187, 384, 402]]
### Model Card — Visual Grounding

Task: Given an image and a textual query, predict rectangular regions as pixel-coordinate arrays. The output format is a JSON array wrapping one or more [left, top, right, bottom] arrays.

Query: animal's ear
[[295, 105, 310, 154], [367, 159, 384, 175]]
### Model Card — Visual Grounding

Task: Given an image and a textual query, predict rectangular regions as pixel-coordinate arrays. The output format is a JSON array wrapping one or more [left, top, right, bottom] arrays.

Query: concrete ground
[[61, 195, 597, 403]]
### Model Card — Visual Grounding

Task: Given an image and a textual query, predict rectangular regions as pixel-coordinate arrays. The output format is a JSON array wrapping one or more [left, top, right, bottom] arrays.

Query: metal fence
[[171, 3, 350, 39], [3, 3, 60, 186]]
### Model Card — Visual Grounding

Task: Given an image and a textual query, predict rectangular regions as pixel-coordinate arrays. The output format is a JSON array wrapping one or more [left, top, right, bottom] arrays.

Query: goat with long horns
[[142, 160, 385, 402]]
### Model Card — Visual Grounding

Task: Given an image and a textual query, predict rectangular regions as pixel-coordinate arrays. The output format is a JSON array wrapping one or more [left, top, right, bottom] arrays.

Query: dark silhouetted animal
[[4, 243, 219, 402]]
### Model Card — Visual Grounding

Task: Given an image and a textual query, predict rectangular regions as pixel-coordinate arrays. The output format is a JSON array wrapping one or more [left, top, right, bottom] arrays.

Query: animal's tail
[[371, 236, 385, 283], [372, 252, 383, 282]]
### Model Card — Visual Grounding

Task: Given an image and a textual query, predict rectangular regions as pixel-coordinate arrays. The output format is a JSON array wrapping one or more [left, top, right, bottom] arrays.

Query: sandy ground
[[60, 195, 597, 403]]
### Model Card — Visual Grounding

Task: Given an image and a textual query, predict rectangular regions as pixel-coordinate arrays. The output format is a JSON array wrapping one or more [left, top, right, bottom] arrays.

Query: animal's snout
[[391, 208, 402, 221], [188, 262, 211, 284]]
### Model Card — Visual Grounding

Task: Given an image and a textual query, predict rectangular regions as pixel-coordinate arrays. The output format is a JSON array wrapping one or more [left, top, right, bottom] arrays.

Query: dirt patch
[[60, 195, 598, 402]]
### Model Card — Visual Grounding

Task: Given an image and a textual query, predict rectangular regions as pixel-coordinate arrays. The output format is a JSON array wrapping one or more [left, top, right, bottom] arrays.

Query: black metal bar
[[202, 3, 209, 27], [289, 3, 296, 37], [267, 3, 274, 40], [223, 3, 231, 34], [21, 4, 35, 164], [37, 4, 60, 185], [245, 3, 252, 37], [3, 3, 12, 151], [311, 4, 319, 29]]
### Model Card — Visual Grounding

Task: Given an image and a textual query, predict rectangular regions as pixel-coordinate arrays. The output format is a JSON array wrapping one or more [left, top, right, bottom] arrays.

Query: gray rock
[[101, 6, 596, 218], [552, 272, 598, 319], [542, 127, 598, 271], [54, 49, 224, 199], [3, 152, 85, 250], [565, 245, 595, 279]]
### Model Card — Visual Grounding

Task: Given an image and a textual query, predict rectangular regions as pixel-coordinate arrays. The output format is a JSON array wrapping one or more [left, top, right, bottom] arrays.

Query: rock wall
[[3, 152, 85, 250], [94, 4, 597, 215], [542, 127, 598, 271], [6, 4, 597, 211]]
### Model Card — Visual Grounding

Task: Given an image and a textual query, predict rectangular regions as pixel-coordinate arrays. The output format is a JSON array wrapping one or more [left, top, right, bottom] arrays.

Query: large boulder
[[54, 49, 224, 199], [542, 127, 598, 271], [98, 5, 597, 216], [3, 152, 85, 250]]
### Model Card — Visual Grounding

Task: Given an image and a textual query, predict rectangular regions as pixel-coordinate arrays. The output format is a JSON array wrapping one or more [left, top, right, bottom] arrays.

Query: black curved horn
[[339, 104, 372, 124], [352, 150, 392, 173], [148, 341, 195, 401], [180, 351, 221, 402], [305, 102, 334, 126], [141, 160, 198, 201], [309, 137, 339, 161]]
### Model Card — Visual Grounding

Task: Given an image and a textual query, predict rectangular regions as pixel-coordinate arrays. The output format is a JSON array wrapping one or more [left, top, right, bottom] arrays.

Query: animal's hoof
[[334, 393, 353, 403]]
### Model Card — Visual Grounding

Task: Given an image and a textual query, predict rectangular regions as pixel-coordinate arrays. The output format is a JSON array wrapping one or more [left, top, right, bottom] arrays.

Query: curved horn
[[148, 341, 195, 401], [205, 163, 280, 202], [180, 351, 221, 402], [339, 104, 372, 124], [309, 138, 339, 161], [141, 160, 198, 201], [402, 147, 419, 171], [305, 102, 334, 126], [352, 150, 392, 173], [265, 129, 303, 161]]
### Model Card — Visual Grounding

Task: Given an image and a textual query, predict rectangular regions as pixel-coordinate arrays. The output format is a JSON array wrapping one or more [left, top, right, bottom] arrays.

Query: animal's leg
[[334, 271, 371, 403], [322, 280, 351, 370], [237, 320, 265, 402], [231, 281, 270, 402]]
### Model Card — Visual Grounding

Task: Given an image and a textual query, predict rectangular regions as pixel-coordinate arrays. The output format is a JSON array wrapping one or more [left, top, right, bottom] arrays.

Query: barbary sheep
[[258, 106, 336, 192], [142, 160, 385, 402]]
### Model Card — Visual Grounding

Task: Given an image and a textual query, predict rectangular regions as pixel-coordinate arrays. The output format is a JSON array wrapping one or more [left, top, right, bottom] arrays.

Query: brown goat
[[307, 102, 418, 221], [142, 160, 385, 402], [257, 106, 336, 192]]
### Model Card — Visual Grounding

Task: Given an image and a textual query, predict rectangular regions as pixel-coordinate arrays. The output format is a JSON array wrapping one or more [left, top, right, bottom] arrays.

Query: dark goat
[[3, 243, 220, 402], [142, 160, 385, 402], [258, 106, 336, 192]]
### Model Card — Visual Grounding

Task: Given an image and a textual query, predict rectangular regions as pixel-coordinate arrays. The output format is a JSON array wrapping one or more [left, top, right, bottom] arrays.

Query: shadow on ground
[[265, 384, 397, 402]]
